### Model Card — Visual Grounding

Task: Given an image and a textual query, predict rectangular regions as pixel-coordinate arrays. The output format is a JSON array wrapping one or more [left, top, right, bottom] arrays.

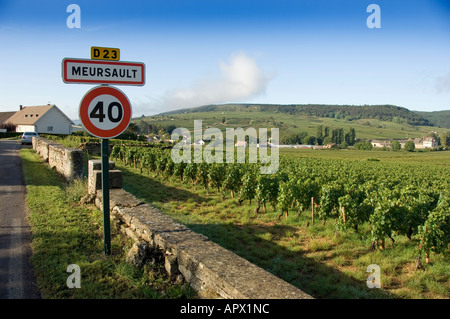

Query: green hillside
[[133, 104, 450, 141], [163, 104, 431, 126], [414, 110, 450, 129]]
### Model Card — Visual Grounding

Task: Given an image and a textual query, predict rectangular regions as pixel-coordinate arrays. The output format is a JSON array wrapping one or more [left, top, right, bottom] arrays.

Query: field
[[45, 135, 450, 299], [280, 147, 450, 166], [136, 109, 449, 141]]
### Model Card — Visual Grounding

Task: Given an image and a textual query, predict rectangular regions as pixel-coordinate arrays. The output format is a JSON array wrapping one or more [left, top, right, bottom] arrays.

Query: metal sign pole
[[101, 138, 111, 255]]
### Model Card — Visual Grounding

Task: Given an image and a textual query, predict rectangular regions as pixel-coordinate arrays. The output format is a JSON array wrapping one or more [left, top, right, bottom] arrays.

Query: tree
[[440, 132, 450, 148], [344, 133, 351, 146], [166, 125, 177, 135], [404, 141, 415, 152], [338, 128, 344, 144], [391, 140, 401, 151], [348, 128, 356, 145], [139, 120, 150, 135], [117, 126, 138, 140], [431, 132, 440, 146], [323, 136, 332, 145], [316, 125, 323, 139], [354, 141, 373, 150], [316, 137, 323, 146], [305, 136, 316, 145], [331, 129, 338, 144]]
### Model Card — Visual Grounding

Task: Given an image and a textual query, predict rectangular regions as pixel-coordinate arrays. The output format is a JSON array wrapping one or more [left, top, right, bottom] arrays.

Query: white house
[[422, 137, 438, 148], [257, 142, 271, 148], [194, 139, 205, 146], [6, 104, 74, 134], [371, 140, 392, 148]]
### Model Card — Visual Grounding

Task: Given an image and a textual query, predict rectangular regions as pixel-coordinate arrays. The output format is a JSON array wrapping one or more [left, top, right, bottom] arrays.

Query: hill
[[134, 104, 449, 141], [414, 110, 450, 129], [162, 104, 431, 126]]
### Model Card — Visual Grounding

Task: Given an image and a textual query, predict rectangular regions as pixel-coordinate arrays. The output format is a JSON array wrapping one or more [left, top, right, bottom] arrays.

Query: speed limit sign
[[79, 85, 132, 139]]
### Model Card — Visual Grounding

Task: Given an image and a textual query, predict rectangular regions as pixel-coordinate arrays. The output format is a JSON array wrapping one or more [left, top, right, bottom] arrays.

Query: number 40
[[90, 101, 123, 123]]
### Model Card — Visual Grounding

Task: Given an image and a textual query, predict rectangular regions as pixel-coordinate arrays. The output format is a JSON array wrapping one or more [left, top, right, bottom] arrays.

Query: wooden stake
[[379, 238, 385, 250], [311, 197, 315, 226], [342, 206, 346, 223]]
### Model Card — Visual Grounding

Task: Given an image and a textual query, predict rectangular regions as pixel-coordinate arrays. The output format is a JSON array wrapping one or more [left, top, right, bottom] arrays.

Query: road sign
[[79, 85, 132, 139], [91, 46, 120, 61], [62, 58, 145, 86]]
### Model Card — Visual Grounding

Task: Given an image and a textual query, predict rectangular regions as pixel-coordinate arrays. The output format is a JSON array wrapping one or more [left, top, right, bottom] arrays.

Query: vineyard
[[45, 135, 450, 298], [109, 143, 450, 264]]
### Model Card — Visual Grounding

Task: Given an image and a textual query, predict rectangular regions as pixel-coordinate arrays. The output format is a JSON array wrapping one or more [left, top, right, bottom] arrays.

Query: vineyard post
[[101, 138, 111, 255], [342, 206, 346, 223], [311, 197, 315, 225]]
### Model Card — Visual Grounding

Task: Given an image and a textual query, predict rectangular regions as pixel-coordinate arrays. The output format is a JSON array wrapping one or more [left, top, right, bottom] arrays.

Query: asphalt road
[[0, 140, 40, 299]]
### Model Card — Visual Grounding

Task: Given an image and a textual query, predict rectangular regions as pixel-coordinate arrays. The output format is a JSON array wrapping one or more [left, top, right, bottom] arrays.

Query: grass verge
[[21, 148, 195, 299]]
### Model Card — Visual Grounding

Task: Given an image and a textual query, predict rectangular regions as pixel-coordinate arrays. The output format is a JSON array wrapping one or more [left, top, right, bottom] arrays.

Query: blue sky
[[0, 0, 449, 120]]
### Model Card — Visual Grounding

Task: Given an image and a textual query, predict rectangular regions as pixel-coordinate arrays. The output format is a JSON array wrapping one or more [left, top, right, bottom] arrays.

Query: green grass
[[21, 148, 195, 299], [116, 154, 450, 299]]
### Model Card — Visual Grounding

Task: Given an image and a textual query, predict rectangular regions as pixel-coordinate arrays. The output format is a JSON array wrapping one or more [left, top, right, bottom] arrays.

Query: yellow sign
[[91, 47, 120, 61]]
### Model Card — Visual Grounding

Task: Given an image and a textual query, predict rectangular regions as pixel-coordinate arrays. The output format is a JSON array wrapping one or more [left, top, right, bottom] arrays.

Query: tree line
[[165, 104, 432, 126], [281, 125, 356, 146]]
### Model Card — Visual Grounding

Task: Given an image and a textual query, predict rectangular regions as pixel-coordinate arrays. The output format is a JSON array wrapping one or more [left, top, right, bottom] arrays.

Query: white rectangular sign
[[62, 58, 145, 86]]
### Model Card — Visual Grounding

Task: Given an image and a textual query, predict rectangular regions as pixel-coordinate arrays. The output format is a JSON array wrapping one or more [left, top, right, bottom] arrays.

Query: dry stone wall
[[93, 186, 313, 299], [32, 137, 83, 181], [88, 159, 123, 194]]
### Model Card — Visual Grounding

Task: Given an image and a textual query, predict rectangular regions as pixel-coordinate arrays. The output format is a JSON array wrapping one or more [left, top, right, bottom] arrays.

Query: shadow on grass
[[118, 162, 394, 299], [186, 221, 393, 299], [118, 163, 209, 206]]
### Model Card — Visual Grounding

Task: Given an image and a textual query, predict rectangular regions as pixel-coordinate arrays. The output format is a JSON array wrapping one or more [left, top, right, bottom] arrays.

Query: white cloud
[[435, 72, 450, 93], [158, 52, 272, 111]]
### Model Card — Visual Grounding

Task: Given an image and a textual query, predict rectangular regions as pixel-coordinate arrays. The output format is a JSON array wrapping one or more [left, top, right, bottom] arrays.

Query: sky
[[0, 0, 450, 120]]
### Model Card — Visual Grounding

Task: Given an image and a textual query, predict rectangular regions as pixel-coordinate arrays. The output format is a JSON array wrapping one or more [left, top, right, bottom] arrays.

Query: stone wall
[[88, 159, 123, 194], [77, 142, 113, 156], [32, 137, 83, 181], [32, 137, 57, 162], [93, 187, 313, 299]]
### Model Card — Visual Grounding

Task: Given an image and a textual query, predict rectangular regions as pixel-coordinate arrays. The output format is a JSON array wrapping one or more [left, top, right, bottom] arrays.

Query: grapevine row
[[111, 144, 450, 266]]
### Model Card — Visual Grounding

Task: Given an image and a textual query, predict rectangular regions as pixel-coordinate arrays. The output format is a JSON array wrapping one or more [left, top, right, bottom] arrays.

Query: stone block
[[88, 169, 122, 194], [88, 159, 115, 173], [65, 148, 83, 180], [165, 254, 180, 276], [127, 242, 151, 268]]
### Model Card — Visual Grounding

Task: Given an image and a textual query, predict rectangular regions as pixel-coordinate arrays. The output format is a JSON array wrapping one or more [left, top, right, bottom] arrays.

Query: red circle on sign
[[79, 86, 132, 139]]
